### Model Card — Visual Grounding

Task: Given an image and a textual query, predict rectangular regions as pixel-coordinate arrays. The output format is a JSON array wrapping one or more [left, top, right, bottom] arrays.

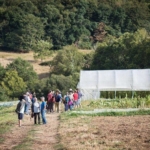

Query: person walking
[[40, 97, 47, 124], [32, 97, 41, 125], [15, 95, 26, 127]]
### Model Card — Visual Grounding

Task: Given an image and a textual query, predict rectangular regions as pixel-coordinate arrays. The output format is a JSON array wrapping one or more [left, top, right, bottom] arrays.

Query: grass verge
[[68, 109, 150, 117], [0, 106, 16, 143]]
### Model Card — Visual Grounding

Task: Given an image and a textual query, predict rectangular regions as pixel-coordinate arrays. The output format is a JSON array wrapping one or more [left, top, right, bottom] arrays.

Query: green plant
[[1, 70, 26, 99]]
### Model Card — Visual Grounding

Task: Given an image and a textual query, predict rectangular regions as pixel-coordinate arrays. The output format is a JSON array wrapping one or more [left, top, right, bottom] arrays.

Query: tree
[[0, 86, 9, 101], [0, 64, 5, 80], [6, 58, 38, 90], [92, 29, 150, 70], [1, 70, 26, 99], [51, 45, 84, 76], [42, 4, 67, 49], [33, 40, 53, 61], [47, 74, 77, 94], [1, 5, 45, 52]]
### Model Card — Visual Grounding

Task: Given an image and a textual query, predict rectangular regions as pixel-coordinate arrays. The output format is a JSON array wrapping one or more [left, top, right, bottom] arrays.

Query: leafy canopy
[[6, 57, 38, 90], [33, 40, 53, 61], [92, 29, 150, 70], [1, 70, 26, 98], [51, 45, 84, 76]]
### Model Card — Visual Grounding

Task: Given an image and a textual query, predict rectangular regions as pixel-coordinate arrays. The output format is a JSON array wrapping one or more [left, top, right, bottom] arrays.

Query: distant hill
[[0, 0, 150, 52]]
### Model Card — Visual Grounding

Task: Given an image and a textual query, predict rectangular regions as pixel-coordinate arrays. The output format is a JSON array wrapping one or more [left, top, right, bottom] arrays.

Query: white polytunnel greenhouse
[[77, 69, 150, 100]]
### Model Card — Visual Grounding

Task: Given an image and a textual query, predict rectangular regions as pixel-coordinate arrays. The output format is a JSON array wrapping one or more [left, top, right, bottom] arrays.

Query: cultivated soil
[[0, 110, 150, 150], [59, 115, 150, 150]]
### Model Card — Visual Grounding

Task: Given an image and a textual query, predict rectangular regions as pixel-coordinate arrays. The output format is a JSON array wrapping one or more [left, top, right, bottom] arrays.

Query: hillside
[[0, 0, 150, 52], [0, 51, 50, 79]]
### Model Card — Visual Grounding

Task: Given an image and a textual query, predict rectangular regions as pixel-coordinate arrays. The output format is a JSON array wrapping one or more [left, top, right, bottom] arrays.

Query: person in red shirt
[[47, 90, 54, 113], [73, 90, 78, 109]]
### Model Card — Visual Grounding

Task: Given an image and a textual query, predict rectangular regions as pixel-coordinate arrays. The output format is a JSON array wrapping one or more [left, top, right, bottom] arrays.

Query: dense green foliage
[[0, 58, 38, 101], [6, 58, 38, 90], [33, 74, 78, 99], [0, 0, 150, 51], [33, 40, 53, 61], [0, 64, 5, 80], [0, 0, 150, 100], [91, 29, 150, 69], [51, 46, 84, 76], [0, 86, 9, 101], [1, 70, 27, 99]]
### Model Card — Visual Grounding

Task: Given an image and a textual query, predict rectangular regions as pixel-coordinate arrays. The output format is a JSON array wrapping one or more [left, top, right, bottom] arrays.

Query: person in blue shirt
[[40, 96, 47, 124]]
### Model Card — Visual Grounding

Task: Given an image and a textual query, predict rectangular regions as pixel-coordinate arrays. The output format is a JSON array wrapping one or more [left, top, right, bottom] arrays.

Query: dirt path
[[0, 113, 60, 150], [30, 113, 60, 150]]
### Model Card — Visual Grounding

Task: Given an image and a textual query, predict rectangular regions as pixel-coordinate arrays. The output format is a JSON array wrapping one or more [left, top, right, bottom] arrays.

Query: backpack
[[15, 102, 21, 113], [64, 96, 70, 104]]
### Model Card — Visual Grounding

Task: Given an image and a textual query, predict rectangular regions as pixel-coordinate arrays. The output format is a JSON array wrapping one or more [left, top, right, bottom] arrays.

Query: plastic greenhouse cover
[[78, 69, 150, 91]]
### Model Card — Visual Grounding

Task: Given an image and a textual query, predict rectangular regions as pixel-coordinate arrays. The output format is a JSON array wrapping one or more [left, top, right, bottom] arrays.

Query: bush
[[0, 86, 10, 101], [1, 70, 26, 99], [6, 57, 38, 90]]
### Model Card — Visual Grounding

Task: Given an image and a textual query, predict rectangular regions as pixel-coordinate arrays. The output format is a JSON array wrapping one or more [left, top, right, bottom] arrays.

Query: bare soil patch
[[59, 115, 150, 150], [0, 113, 60, 150]]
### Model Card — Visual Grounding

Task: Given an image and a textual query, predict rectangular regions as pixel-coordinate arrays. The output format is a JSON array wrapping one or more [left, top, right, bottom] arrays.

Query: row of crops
[[0, 101, 18, 107], [87, 97, 150, 109]]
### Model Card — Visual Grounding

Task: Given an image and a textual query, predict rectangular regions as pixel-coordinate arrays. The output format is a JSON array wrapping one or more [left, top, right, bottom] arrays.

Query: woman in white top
[[31, 98, 41, 124]]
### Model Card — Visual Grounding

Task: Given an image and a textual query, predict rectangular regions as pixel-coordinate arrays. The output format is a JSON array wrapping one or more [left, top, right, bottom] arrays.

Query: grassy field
[[0, 106, 16, 143], [0, 51, 51, 79]]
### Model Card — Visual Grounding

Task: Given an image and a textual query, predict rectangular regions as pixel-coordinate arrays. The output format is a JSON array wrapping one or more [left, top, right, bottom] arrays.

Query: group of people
[[46, 88, 82, 112], [15, 92, 47, 127], [15, 88, 82, 127]]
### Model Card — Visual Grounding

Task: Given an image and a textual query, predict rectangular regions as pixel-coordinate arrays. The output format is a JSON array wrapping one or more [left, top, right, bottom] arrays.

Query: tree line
[[0, 0, 150, 51], [1, 0, 150, 100], [0, 46, 89, 101]]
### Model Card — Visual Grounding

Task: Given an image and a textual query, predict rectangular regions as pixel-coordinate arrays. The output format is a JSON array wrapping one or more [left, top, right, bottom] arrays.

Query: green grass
[[64, 109, 150, 118], [0, 105, 17, 143]]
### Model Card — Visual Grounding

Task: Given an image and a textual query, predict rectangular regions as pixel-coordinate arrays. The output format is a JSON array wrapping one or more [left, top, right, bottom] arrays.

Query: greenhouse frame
[[77, 69, 150, 100]]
